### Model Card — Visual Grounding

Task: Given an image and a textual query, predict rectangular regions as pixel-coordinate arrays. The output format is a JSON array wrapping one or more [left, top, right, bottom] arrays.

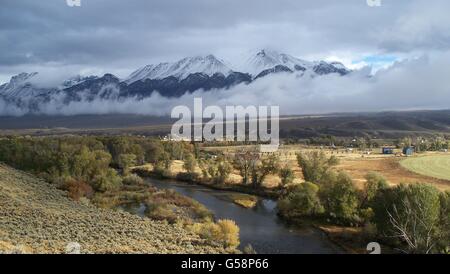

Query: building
[[403, 147, 415, 156], [382, 147, 394, 154]]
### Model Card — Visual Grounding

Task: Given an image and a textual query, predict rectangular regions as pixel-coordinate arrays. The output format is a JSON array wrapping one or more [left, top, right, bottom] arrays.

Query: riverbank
[[134, 165, 370, 254], [145, 177, 342, 254], [133, 165, 281, 199]]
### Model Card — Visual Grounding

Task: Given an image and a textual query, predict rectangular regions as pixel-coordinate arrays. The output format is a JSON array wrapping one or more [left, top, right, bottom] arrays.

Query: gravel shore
[[0, 164, 228, 254]]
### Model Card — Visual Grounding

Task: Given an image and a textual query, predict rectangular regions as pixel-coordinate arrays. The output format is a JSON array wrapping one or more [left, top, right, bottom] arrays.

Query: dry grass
[[202, 145, 450, 191], [0, 164, 231, 254], [135, 145, 450, 192]]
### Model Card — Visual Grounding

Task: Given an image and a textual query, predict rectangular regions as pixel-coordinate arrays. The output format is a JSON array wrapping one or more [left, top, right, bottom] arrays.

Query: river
[[143, 178, 342, 254]]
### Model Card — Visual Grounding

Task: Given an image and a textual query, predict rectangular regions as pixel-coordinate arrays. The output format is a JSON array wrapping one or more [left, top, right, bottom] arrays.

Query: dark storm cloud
[[1, 0, 450, 82]]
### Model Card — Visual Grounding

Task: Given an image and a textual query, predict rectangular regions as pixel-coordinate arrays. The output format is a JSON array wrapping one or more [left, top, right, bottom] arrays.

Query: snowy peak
[[126, 54, 233, 83], [313, 61, 350, 76], [61, 75, 99, 88], [0, 72, 40, 97], [241, 49, 313, 76], [8, 72, 38, 86]]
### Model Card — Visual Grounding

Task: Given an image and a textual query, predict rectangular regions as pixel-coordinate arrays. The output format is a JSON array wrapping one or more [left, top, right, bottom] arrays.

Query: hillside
[[0, 164, 227, 254], [0, 110, 449, 139]]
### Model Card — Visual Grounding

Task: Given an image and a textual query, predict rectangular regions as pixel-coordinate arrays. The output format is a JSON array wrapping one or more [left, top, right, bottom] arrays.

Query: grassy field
[[400, 155, 450, 181]]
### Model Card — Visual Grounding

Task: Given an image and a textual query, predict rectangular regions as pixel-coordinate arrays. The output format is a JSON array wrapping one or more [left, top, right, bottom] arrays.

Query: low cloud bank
[[1, 52, 450, 117]]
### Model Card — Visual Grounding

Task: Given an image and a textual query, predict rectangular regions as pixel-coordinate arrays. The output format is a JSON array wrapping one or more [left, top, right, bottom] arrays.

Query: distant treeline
[[283, 135, 450, 151]]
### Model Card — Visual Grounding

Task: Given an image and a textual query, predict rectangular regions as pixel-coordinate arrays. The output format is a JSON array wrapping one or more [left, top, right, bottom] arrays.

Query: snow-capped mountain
[[126, 55, 233, 84], [0, 50, 352, 115], [0, 72, 40, 98], [239, 49, 314, 76]]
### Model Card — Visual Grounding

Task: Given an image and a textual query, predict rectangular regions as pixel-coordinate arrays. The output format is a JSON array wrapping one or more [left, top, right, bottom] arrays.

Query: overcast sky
[[1, 0, 450, 84]]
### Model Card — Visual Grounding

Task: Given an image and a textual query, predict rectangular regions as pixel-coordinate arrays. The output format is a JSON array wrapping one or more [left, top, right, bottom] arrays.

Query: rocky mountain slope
[[0, 164, 228, 254]]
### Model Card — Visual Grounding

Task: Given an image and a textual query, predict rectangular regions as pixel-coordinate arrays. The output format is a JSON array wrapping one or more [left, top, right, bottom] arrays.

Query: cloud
[[1, 1, 450, 116], [1, 0, 450, 82], [2, 51, 449, 117]]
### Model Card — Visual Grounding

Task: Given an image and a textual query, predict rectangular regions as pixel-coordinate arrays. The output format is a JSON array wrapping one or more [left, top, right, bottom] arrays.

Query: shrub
[[176, 172, 200, 182], [92, 168, 122, 192], [373, 183, 442, 253], [217, 219, 240, 249], [192, 219, 240, 249], [279, 165, 295, 186], [145, 203, 178, 223], [122, 174, 144, 185], [278, 182, 324, 218], [62, 179, 94, 201], [243, 244, 257, 254], [152, 166, 172, 178]]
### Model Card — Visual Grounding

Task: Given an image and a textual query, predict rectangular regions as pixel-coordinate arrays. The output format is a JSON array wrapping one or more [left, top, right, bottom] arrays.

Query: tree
[[234, 150, 259, 185], [279, 165, 295, 186], [216, 157, 233, 184], [278, 182, 324, 218], [373, 184, 442, 253], [199, 156, 232, 184], [296, 151, 339, 183], [117, 153, 137, 175], [183, 153, 197, 175], [154, 151, 172, 170], [319, 172, 360, 224], [250, 154, 280, 188], [363, 172, 389, 206]]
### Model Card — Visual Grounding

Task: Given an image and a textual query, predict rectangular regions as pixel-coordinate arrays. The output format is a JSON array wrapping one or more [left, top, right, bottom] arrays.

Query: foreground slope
[[0, 164, 227, 254]]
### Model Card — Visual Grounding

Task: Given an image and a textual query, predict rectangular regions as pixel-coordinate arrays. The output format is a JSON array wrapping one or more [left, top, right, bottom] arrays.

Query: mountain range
[[0, 49, 351, 113]]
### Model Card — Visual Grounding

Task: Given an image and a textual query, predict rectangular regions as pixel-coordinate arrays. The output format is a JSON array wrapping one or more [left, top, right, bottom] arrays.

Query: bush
[[152, 166, 172, 178], [62, 179, 94, 201], [145, 203, 178, 223], [373, 183, 443, 253], [192, 219, 240, 249], [278, 182, 324, 218], [279, 165, 295, 186], [92, 168, 122, 192], [217, 219, 240, 249], [319, 172, 361, 224], [176, 172, 201, 182], [122, 174, 144, 185]]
